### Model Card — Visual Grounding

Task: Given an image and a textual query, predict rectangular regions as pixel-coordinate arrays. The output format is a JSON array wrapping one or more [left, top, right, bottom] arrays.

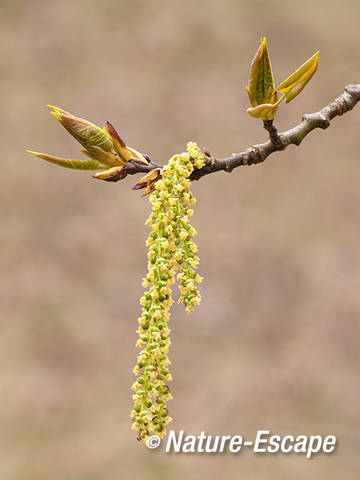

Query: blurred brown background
[[1, 0, 360, 478]]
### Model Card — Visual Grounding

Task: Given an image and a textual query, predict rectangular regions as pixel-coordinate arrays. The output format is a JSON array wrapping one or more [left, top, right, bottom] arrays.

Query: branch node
[[263, 120, 286, 149], [345, 84, 360, 99], [303, 113, 330, 129], [333, 96, 349, 116], [249, 144, 266, 165], [318, 114, 331, 128]]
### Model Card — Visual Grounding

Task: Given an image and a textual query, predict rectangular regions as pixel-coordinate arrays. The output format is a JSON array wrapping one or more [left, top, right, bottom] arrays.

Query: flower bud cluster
[[131, 142, 205, 442]]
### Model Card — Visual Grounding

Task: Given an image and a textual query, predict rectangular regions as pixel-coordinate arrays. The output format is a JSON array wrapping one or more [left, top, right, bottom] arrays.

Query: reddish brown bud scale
[[105, 121, 127, 148]]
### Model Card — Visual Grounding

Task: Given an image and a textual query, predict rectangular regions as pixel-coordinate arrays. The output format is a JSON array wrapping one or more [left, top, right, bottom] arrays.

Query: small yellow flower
[[179, 230, 188, 241], [147, 250, 156, 261], [188, 258, 199, 268], [160, 286, 170, 296], [145, 237, 154, 247], [194, 158, 204, 169], [152, 331, 161, 341], [153, 309, 163, 320], [151, 290, 159, 300]]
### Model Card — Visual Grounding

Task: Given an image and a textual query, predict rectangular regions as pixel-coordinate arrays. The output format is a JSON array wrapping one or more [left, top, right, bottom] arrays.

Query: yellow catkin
[[131, 143, 206, 442]]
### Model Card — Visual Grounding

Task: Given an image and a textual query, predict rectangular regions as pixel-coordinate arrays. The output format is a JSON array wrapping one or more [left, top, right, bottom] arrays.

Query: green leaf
[[246, 37, 277, 107], [276, 51, 319, 103], [27, 150, 107, 170]]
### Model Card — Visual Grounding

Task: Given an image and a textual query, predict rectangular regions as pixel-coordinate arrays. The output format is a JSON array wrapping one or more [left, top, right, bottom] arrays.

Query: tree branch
[[116, 84, 360, 187], [190, 84, 360, 181]]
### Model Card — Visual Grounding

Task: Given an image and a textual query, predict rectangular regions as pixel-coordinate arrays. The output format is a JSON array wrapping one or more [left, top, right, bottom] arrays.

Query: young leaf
[[276, 51, 319, 103], [246, 37, 277, 108], [47, 105, 129, 167], [247, 103, 279, 121], [93, 166, 125, 180], [27, 151, 108, 170], [80, 147, 122, 167], [48, 106, 115, 153], [127, 146, 150, 165]]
